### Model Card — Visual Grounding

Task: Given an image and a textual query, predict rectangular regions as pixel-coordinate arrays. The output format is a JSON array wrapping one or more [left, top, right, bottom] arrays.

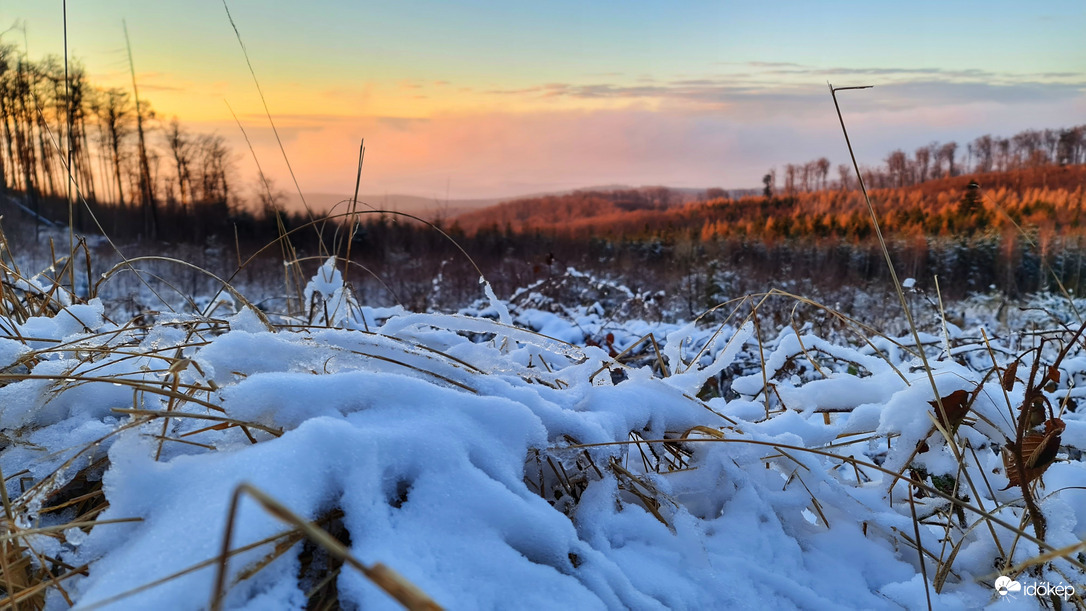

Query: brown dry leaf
[[1002, 418, 1064, 489], [1043, 418, 1066, 435], [929, 389, 971, 436], [1001, 361, 1019, 391], [908, 469, 927, 498], [1044, 365, 1061, 392]]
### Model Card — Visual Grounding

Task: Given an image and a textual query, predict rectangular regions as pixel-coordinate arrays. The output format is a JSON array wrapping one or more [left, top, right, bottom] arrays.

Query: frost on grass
[[0, 263, 1084, 610]]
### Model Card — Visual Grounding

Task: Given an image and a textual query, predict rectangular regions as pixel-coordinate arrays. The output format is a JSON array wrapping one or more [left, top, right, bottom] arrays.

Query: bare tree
[[926, 142, 942, 177], [995, 137, 1011, 172], [12, 59, 39, 206], [29, 58, 61, 198], [0, 44, 12, 191], [972, 134, 994, 173], [815, 157, 831, 190], [1057, 126, 1085, 165], [194, 133, 231, 205], [98, 88, 131, 207], [1043, 129, 1060, 161], [938, 141, 958, 177], [164, 117, 192, 209], [885, 149, 908, 187], [837, 164, 852, 191], [914, 146, 931, 183], [66, 62, 96, 204], [1012, 130, 1041, 168]]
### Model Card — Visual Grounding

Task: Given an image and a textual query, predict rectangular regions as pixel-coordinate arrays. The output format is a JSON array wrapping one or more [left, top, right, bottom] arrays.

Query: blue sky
[[3, 1, 1084, 199]]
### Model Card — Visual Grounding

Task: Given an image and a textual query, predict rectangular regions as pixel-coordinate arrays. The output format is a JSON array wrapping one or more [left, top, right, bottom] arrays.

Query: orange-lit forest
[[453, 165, 1086, 244], [444, 162, 1086, 309]]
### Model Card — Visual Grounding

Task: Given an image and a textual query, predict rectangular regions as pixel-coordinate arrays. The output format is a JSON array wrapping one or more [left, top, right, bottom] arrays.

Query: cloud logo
[[995, 576, 1022, 596]]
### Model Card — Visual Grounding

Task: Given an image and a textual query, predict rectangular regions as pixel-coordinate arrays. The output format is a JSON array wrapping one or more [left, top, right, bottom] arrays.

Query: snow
[[1, 260, 1084, 609]]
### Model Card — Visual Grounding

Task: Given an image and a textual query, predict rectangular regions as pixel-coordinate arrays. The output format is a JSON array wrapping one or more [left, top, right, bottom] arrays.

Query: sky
[[3, 1, 1084, 203]]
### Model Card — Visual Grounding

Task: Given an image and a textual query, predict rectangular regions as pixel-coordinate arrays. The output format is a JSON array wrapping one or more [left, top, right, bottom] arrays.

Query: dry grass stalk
[[211, 483, 441, 611]]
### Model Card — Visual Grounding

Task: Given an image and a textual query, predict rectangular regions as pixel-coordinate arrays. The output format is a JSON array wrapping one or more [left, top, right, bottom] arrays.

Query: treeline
[[700, 166, 1086, 244], [772, 124, 1086, 194], [331, 200, 1086, 314], [0, 44, 287, 244], [452, 165, 1086, 243], [453, 187, 682, 234], [430, 165, 1086, 304]]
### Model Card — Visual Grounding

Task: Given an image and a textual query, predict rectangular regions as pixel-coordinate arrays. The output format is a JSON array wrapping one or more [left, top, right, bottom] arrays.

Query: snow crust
[[1, 260, 1083, 610]]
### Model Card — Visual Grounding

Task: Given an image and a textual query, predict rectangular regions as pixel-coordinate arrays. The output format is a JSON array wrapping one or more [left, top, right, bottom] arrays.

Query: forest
[[0, 45, 269, 244]]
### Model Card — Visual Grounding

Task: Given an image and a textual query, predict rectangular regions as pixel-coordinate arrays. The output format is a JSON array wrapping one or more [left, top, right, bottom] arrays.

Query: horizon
[[3, 1, 1084, 202]]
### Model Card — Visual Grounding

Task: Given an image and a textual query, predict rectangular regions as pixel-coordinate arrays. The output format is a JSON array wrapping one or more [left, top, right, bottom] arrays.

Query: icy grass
[[1, 252, 1085, 609]]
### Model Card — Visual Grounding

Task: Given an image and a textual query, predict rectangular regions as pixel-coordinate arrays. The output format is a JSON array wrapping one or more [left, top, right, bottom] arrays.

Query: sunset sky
[[4, 1, 1084, 203]]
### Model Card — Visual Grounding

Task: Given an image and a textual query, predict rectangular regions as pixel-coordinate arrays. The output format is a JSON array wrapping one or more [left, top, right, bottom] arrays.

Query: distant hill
[[284, 192, 504, 221], [451, 185, 761, 233], [285, 185, 752, 222], [449, 165, 1086, 241]]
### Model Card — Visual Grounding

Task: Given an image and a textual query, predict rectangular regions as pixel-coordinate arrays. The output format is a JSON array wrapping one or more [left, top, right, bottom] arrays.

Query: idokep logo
[[995, 576, 1076, 603], [995, 576, 1021, 597]]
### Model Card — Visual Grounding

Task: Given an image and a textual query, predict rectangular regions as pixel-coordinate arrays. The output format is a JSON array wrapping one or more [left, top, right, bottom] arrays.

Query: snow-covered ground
[[1, 257, 1084, 609]]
